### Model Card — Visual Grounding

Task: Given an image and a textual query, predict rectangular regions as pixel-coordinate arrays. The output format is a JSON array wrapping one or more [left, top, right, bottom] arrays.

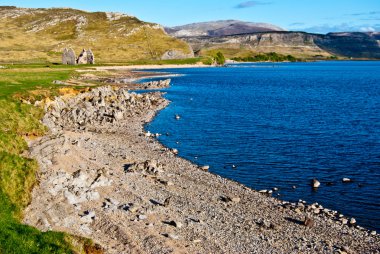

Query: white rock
[[72, 171, 90, 188], [91, 175, 113, 188], [81, 211, 96, 223], [138, 214, 147, 220], [168, 234, 179, 240], [107, 198, 120, 206], [200, 165, 209, 171], [64, 190, 84, 204], [86, 191, 100, 201], [114, 111, 123, 120], [312, 179, 321, 188], [79, 224, 92, 235]]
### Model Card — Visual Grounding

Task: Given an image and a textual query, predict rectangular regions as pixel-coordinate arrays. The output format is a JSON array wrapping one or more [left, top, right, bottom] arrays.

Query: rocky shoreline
[[24, 83, 379, 253]]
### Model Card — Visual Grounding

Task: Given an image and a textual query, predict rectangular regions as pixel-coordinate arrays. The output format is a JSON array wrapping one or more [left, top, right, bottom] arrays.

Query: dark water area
[[143, 61, 380, 231]]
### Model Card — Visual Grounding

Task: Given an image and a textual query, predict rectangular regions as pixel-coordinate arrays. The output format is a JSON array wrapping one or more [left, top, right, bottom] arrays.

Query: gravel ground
[[24, 85, 380, 254]]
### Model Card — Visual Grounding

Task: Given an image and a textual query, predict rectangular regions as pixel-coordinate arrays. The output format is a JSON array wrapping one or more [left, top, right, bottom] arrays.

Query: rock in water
[[312, 178, 321, 188], [342, 178, 352, 183]]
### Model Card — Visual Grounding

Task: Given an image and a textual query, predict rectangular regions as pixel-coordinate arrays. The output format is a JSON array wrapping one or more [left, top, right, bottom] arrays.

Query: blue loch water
[[144, 61, 380, 230]]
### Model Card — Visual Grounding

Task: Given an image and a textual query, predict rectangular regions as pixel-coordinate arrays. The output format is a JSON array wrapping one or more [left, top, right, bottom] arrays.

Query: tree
[[214, 52, 225, 66]]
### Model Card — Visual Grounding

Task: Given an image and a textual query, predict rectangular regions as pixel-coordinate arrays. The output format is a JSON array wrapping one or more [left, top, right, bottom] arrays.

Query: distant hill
[[0, 6, 193, 63], [315, 32, 380, 58], [171, 29, 380, 59], [165, 20, 285, 37], [166, 21, 380, 59]]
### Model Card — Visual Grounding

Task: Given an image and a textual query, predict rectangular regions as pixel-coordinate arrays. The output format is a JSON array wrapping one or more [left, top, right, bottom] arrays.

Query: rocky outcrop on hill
[[183, 32, 329, 58], [185, 32, 316, 51], [181, 31, 380, 59], [314, 32, 380, 59]]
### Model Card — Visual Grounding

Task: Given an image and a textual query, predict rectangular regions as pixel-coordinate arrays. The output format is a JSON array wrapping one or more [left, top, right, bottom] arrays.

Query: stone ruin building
[[62, 48, 76, 65], [62, 48, 95, 65]]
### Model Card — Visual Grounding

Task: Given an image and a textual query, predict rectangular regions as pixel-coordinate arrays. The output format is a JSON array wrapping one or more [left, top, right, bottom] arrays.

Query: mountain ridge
[[165, 20, 285, 37], [166, 20, 380, 59], [172, 30, 380, 59]]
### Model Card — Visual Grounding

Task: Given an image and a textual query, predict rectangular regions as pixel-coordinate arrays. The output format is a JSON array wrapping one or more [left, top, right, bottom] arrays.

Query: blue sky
[[2, 0, 380, 33]]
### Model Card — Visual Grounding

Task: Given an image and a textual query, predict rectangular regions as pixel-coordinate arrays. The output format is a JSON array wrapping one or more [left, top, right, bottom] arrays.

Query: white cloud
[[234, 1, 272, 9], [359, 26, 376, 32], [290, 23, 380, 34]]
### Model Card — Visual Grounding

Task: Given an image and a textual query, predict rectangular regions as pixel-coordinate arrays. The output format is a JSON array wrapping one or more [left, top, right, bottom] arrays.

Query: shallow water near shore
[[144, 61, 380, 231]]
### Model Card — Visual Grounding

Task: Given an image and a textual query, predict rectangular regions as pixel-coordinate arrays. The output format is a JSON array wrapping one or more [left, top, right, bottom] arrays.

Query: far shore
[[95, 63, 213, 71]]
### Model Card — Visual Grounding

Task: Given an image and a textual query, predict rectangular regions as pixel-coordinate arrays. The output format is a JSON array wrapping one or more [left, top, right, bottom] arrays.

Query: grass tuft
[[0, 100, 46, 136]]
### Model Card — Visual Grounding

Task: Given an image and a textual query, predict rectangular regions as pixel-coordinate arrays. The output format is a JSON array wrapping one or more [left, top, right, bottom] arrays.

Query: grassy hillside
[[0, 64, 103, 253], [200, 46, 333, 60], [0, 6, 192, 63]]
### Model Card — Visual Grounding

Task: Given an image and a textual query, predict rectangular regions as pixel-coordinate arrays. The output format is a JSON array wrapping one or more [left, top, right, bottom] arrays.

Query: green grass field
[[0, 64, 103, 254]]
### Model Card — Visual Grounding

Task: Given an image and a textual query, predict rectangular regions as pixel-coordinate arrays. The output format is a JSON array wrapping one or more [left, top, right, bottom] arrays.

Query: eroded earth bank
[[24, 83, 380, 253]]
